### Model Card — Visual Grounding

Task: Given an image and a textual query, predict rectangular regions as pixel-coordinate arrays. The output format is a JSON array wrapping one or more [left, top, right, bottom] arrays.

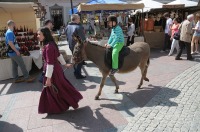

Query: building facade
[[38, 0, 88, 30]]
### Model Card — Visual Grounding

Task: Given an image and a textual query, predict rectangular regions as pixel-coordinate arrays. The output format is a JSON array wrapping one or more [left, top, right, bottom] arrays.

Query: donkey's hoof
[[95, 96, 100, 100], [137, 85, 142, 89], [114, 90, 119, 94], [144, 78, 149, 82]]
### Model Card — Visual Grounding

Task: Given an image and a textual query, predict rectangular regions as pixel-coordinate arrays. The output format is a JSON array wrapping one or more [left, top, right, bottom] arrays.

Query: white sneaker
[[191, 52, 195, 55], [195, 51, 199, 54], [160, 50, 165, 53]]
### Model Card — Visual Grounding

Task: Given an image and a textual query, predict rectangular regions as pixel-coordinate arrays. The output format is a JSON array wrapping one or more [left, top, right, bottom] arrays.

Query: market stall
[[0, 39, 42, 81], [77, 2, 144, 46], [0, 2, 43, 80], [0, 50, 42, 81], [131, 0, 164, 48], [165, 0, 198, 7], [133, 0, 197, 48], [0, 2, 39, 32]]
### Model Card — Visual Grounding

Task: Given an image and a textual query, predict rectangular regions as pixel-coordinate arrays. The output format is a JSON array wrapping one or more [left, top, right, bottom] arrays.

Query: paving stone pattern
[[122, 63, 200, 132]]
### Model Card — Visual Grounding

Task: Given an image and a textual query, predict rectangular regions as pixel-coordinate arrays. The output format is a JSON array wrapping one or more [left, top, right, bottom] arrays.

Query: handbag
[[173, 22, 183, 40], [173, 32, 180, 40]]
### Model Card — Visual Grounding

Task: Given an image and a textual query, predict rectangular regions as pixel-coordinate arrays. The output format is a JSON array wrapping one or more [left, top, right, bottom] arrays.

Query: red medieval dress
[[38, 42, 83, 114]]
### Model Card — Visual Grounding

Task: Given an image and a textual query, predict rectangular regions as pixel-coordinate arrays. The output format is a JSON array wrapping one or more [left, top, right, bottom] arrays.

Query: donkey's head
[[72, 34, 86, 64]]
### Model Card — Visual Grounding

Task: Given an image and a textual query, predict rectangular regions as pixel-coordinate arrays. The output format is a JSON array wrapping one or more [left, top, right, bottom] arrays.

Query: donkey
[[72, 35, 150, 100]]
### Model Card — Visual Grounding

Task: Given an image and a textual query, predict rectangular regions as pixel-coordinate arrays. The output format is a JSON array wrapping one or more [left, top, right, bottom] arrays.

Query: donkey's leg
[[138, 63, 146, 89], [143, 65, 149, 82], [109, 75, 119, 93], [95, 72, 108, 100], [144, 59, 150, 82]]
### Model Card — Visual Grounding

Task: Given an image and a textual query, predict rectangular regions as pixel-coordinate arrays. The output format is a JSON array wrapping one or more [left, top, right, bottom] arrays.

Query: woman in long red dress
[[37, 27, 83, 114]]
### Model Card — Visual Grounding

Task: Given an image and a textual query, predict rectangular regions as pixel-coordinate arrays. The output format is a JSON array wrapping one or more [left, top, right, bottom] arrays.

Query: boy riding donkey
[[105, 15, 124, 75]]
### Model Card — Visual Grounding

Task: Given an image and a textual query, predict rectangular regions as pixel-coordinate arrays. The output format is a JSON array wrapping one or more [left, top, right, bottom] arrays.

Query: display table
[[0, 50, 43, 81], [53, 34, 60, 44], [144, 31, 165, 48], [29, 50, 43, 69], [0, 56, 32, 81]]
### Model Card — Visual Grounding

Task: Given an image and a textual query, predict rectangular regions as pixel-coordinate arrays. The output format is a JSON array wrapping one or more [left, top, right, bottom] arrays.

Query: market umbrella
[[69, 7, 78, 15], [87, 0, 126, 4], [134, 0, 163, 12], [73, 0, 127, 13], [77, 3, 144, 12], [165, 0, 197, 7]]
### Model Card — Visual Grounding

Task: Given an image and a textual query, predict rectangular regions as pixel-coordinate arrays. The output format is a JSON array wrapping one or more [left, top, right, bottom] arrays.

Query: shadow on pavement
[[125, 85, 180, 107], [99, 85, 180, 116], [0, 61, 43, 95], [65, 67, 126, 92], [0, 76, 42, 95], [150, 48, 167, 59], [150, 48, 200, 62], [0, 121, 23, 132], [46, 106, 118, 132]]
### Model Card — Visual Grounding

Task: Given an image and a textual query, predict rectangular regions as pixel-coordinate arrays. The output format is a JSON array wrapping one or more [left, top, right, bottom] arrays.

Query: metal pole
[[70, 0, 74, 14], [142, 8, 144, 37]]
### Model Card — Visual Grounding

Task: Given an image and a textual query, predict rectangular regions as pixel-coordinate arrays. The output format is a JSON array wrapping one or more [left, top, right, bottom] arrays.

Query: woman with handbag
[[37, 27, 83, 114], [168, 18, 180, 56], [191, 14, 200, 54]]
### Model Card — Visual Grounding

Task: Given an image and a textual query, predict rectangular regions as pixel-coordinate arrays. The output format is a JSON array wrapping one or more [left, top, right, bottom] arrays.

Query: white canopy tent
[[132, 0, 163, 12], [166, 0, 198, 7]]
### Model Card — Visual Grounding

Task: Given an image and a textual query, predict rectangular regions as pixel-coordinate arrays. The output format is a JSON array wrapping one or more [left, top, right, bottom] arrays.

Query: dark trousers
[[176, 40, 193, 59], [163, 33, 171, 51], [70, 47, 83, 76], [126, 36, 134, 46]]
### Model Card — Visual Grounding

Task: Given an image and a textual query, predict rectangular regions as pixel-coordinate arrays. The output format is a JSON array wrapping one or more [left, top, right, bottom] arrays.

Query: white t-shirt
[[127, 23, 135, 36], [165, 18, 173, 34], [117, 16, 122, 24], [195, 21, 200, 31]]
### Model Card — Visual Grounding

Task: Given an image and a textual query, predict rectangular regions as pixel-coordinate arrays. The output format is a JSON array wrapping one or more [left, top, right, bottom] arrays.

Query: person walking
[[39, 19, 54, 83], [175, 14, 194, 60], [65, 14, 86, 79], [44, 19, 53, 31], [191, 13, 200, 54], [161, 12, 173, 52], [37, 27, 83, 114], [126, 18, 135, 46], [168, 18, 180, 56], [5, 20, 35, 83]]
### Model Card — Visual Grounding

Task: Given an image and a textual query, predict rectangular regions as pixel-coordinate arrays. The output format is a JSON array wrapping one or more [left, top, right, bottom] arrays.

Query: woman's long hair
[[39, 27, 58, 50]]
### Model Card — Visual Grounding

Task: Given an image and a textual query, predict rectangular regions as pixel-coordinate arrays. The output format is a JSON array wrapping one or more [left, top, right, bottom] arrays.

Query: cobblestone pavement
[[0, 42, 200, 132], [122, 63, 200, 132]]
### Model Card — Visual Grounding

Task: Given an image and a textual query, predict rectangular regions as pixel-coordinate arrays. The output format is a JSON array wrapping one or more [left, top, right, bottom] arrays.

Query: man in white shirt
[[126, 18, 135, 46], [161, 12, 173, 52]]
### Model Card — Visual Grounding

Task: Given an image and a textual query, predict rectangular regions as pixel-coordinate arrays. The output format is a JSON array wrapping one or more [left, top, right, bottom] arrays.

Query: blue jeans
[[10, 56, 29, 80], [74, 62, 83, 76]]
